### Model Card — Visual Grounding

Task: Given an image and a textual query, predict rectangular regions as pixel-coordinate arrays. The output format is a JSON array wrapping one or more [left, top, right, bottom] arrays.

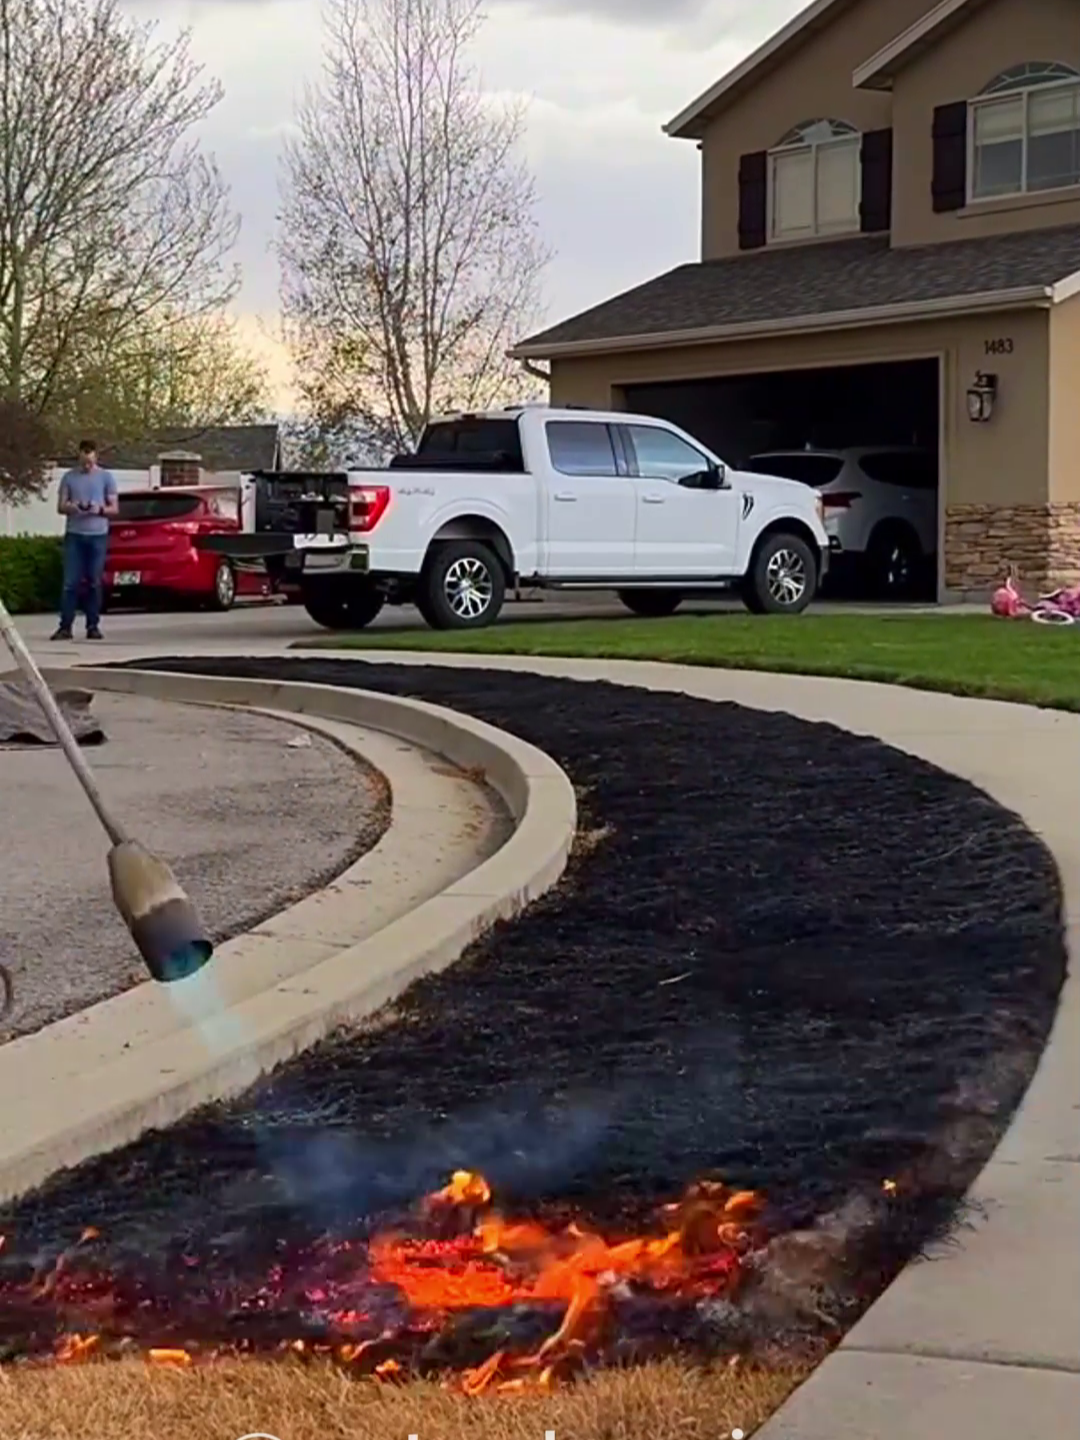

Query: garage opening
[[622, 357, 940, 601]]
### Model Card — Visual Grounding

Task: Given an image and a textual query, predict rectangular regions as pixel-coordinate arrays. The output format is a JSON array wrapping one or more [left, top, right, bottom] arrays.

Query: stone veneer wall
[[945, 504, 1080, 594]]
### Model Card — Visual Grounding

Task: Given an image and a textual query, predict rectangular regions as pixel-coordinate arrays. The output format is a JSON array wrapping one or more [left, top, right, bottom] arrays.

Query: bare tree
[[280, 0, 549, 457], [0, 0, 239, 436]]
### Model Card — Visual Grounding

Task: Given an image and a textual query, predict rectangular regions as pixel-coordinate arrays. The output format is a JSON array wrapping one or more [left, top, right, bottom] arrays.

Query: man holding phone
[[51, 439, 119, 641]]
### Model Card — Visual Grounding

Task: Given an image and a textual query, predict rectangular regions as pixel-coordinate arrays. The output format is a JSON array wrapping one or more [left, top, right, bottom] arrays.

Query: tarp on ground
[[0, 677, 105, 746]]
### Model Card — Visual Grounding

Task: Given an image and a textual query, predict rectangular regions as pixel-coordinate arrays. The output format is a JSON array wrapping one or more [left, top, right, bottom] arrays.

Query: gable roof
[[665, 0, 857, 140], [512, 224, 1080, 359], [57, 424, 281, 473], [855, 0, 992, 90]]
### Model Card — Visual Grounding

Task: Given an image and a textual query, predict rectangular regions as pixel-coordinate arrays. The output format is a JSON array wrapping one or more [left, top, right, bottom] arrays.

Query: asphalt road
[[0, 691, 384, 1039]]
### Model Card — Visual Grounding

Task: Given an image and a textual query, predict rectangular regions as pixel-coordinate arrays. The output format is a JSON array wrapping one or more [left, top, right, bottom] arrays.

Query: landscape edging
[[0, 669, 575, 1203]]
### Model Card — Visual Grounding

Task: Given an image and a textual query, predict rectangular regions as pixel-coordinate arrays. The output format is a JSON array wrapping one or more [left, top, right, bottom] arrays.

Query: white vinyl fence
[[1, 467, 245, 537]]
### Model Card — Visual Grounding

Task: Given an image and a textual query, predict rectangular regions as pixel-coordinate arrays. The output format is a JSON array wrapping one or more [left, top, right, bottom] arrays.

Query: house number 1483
[[984, 337, 1014, 355]]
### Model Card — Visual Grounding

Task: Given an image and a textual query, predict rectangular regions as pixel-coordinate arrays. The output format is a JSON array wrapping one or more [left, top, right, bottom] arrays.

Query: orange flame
[[368, 1171, 764, 1392], [148, 1348, 193, 1368]]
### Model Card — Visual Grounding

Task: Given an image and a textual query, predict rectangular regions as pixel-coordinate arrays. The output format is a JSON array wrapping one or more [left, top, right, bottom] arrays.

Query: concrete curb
[[0, 670, 575, 1203]]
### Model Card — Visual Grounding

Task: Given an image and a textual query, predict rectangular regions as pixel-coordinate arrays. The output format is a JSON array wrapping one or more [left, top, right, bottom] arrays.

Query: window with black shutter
[[859, 127, 893, 232], [932, 101, 969, 211], [738, 151, 768, 250]]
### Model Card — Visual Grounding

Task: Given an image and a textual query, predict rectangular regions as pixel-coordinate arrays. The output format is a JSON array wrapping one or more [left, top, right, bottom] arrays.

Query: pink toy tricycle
[[991, 570, 1080, 624]]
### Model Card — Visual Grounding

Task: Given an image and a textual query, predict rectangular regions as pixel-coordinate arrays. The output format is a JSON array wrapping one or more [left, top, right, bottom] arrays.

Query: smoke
[[245, 1088, 623, 1234]]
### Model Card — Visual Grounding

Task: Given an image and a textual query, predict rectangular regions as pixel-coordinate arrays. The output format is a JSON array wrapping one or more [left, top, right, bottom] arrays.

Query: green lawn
[[298, 612, 1080, 711]]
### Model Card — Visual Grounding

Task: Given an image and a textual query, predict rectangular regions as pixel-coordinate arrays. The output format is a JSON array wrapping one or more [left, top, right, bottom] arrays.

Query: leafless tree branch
[[279, 0, 550, 458], [0, 0, 240, 443]]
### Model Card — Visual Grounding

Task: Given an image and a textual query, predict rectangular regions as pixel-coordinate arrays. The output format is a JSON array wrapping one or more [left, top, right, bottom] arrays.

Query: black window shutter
[[932, 101, 968, 212], [738, 151, 768, 250], [859, 127, 893, 232]]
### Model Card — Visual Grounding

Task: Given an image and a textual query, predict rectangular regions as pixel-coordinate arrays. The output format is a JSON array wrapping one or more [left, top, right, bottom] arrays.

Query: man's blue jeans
[[60, 532, 109, 632]]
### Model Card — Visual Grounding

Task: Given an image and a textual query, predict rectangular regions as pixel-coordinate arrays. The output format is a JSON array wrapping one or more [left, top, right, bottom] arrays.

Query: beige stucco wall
[[891, 0, 1080, 246], [1049, 293, 1080, 501], [549, 308, 1050, 511], [698, 0, 929, 260]]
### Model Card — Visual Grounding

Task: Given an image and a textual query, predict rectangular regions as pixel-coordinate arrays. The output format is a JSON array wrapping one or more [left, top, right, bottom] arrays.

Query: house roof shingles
[[59, 423, 281, 472], [515, 224, 1080, 356]]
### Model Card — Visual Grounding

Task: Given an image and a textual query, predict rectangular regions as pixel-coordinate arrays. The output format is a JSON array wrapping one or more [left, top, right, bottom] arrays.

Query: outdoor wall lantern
[[967, 371, 998, 423]]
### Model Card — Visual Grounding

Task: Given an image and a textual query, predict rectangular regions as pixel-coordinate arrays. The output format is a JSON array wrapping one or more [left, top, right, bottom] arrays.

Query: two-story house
[[511, 0, 1080, 599]]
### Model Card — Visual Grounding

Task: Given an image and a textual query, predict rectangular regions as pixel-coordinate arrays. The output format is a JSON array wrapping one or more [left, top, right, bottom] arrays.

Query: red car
[[104, 487, 270, 611]]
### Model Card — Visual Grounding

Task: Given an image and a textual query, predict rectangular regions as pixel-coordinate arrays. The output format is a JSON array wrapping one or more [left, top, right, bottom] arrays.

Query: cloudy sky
[[122, 0, 807, 401]]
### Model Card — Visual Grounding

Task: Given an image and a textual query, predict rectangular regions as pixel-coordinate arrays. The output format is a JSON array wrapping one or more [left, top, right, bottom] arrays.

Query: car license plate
[[304, 553, 342, 570], [114, 571, 141, 586]]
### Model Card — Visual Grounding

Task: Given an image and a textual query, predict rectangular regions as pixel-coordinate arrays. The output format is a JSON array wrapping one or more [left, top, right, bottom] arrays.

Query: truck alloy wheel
[[744, 533, 817, 615], [420, 541, 506, 629], [765, 546, 808, 607], [444, 556, 494, 621]]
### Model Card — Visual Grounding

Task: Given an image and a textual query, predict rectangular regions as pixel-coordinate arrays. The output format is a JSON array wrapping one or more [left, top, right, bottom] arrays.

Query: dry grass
[[0, 1355, 810, 1440]]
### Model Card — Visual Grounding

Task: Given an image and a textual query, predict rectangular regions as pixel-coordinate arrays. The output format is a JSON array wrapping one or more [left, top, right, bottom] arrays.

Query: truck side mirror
[[680, 464, 726, 490]]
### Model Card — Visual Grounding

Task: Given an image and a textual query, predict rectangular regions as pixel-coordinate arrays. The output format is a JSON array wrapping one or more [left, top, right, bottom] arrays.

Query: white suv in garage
[[748, 447, 938, 597]]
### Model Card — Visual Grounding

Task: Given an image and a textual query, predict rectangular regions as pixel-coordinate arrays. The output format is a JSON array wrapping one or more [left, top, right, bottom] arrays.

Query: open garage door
[[622, 357, 940, 601]]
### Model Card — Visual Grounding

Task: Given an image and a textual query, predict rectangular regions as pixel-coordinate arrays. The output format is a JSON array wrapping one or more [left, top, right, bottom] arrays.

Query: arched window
[[768, 118, 861, 242], [981, 62, 1079, 95], [776, 118, 859, 146], [970, 62, 1080, 200]]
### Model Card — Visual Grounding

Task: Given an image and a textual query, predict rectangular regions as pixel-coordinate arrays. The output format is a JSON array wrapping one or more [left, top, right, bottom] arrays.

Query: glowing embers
[[0, 1172, 765, 1392]]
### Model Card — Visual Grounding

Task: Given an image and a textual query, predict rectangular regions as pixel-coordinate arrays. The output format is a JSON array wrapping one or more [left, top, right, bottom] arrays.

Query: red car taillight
[[821, 491, 862, 509], [350, 485, 390, 532], [163, 521, 202, 535]]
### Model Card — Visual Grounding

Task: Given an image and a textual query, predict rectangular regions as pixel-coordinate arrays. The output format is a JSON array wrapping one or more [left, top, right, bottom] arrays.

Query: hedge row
[[0, 535, 64, 614]]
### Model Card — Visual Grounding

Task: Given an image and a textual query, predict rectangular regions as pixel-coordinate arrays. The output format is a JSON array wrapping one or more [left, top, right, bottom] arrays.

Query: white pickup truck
[[203, 405, 830, 630]]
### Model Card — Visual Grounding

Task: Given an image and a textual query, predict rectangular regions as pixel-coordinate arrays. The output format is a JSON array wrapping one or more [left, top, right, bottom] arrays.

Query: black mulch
[[0, 657, 1066, 1358]]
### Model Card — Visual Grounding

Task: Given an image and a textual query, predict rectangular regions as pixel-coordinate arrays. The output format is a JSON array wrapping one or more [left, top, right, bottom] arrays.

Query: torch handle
[[0, 598, 128, 847]]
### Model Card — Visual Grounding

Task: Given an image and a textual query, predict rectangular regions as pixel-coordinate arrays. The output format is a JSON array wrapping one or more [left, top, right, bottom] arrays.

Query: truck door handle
[[553, 492, 576, 502], [642, 494, 665, 504]]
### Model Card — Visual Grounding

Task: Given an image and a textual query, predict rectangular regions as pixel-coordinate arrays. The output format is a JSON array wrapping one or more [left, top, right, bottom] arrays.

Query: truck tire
[[617, 589, 683, 618], [742, 532, 817, 615], [419, 540, 505, 629], [301, 578, 385, 630]]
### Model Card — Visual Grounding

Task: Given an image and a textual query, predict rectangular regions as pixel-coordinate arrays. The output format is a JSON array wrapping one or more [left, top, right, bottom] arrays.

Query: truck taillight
[[350, 485, 390, 532]]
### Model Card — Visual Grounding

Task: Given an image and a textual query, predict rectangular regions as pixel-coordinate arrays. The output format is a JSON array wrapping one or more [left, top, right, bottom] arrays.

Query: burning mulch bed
[[0, 658, 1066, 1402]]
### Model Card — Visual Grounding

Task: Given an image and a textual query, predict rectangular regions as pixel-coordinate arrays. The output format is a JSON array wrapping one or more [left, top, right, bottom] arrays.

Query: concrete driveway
[[13, 591, 955, 656]]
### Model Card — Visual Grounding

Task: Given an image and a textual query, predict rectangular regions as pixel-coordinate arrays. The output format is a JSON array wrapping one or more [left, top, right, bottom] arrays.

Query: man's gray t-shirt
[[60, 467, 117, 536]]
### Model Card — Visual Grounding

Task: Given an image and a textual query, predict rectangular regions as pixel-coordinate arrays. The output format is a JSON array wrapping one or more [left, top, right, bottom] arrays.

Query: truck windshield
[[412, 417, 525, 472]]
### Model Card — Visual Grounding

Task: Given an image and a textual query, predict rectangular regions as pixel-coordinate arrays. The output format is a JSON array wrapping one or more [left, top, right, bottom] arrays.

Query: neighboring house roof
[[665, 0, 857, 139], [512, 224, 1080, 359], [57, 424, 281, 472], [855, 0, 992, 90]]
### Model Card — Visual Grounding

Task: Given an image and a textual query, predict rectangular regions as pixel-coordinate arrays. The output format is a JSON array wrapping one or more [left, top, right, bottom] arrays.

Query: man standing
[[51, 440, 119, 641]]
